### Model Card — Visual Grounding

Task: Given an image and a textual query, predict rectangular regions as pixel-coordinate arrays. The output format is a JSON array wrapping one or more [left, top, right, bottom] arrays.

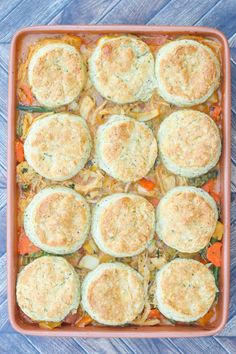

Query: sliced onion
[[79, 255, 99, 270], [128, 109, 160, 121], [79, 95, 95, 119]]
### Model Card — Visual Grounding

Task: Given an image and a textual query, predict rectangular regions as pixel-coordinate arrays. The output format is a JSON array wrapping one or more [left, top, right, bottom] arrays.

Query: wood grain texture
[[0, 0, 236, 352]]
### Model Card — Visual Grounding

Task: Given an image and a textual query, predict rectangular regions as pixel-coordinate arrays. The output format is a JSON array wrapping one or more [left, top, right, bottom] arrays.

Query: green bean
[[188, 169, 218, 187], [17, 105, 54, 113]]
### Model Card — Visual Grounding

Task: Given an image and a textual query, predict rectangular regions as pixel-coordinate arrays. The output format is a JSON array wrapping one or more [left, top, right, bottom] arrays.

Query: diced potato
[[39, 321, 61, 329], [83, 241, 94, 255], [99, 253, 115, 263], [83, 239, 98, 254], [79, 255, 99, 270], [213, 221, 224, 240]]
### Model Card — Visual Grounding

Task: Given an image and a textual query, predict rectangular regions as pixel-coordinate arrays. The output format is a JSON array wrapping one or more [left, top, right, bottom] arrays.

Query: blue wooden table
[[0, 0, 236, 352]]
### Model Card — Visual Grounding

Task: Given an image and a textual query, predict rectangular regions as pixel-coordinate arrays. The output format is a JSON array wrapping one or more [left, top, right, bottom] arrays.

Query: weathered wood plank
[[170, 337, 230, 353], [0, 0, 22, 24], [121, 338, 183, 354], [0, 0, 72, 42], [0, 254, 7, 304], [231, 111, 236, 165], [215, 336, 236, 350], [225, 265, 236, 321], [0, 299, 9, 332], [73, 338, 133, 354], [231, 164, 236, 192], [0, 205, 7, 256], [218, 316, 236, 337], [97, 0, 170, 25], [231, 63, 236, 115], [0, 118, 7, 171], [73, 337, 182, 354], [49, 0, 121, 25], [0, 67, 8, 119], [195, 0, 236, 38], [0, 334, 40, 354], [0, 44, 10, 71], [148, 0, 220, 25], [27, 336, 87, 354]]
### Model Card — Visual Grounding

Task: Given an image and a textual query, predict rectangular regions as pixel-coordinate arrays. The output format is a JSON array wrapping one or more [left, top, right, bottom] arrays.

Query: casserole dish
[[7, 25, 231, 337]]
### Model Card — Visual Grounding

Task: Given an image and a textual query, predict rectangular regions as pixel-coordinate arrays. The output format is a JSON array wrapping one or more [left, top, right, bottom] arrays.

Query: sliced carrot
[[147, 309, 162, 320], [206, 242, 222, 267], [15, 141, 25, 163], [18, 227, 40, 255], [210, 191, 220, 203], [76, 314, 93, 327], [149, 198, 160, 207], [210, 105, 221, 122], [20, 83, 34, 105], [202, 179, 220, 203], [197, 307, 216, 326], [202, 179, 215, 193], [138, 178, 156, 191]]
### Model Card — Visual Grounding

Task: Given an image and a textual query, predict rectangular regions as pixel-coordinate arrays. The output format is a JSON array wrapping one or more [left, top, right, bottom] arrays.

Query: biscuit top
[[156, 187, 218, 253], [16, 256, 80, 321], [34, 191, 89, 248], [156, 40, 220, 106], [89, 36, 155, 103], [83, 263, 144, 324], [97, 116, 157, 182], [24, 114, 92, 181], [158, 110, 221, 170], [97, 194, 154, 255], [156, 259, 217, 321], [28, 43, 85, 107]]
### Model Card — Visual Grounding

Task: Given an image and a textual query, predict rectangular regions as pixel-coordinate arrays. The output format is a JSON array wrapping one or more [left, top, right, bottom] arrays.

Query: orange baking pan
[[7, 25, 231, 337]]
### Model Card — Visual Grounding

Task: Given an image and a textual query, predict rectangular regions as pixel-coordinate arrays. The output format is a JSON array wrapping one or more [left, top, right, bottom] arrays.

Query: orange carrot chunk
[[18, 227, 40, 255], [202, 179, 220, 203], [15, 141, 25, 163], [197, 307, 216, 326], [210, 105, 221, 122], [138, 178, 156, 191], [76, 314, 93, 327], [148, 309, 162, 320], [207, 242, 222, 267], [20, 83, 34, 105], [202, 179, 215, 193], [210, 191, 220, 203]]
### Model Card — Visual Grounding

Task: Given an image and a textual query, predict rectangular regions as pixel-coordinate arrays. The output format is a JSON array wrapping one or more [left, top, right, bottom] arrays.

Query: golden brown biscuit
[[155, 259, 217, 322], [24, 187, 91, 254], [155, 40, 220, 106], [16, 256, 80, 322], [24, 113, 92, 181], [158, 110, 221, 177], [156, 186, 218, 253], [89, 36, 156, 104], [92, 193, 155, 257], [28, 43, 85, 107], [96, 115, 157, 182], [82, 263, 145, 325]]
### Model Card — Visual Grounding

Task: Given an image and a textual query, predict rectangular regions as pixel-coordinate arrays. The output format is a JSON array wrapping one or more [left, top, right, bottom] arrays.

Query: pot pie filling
[[15, 33, 223, 329]]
